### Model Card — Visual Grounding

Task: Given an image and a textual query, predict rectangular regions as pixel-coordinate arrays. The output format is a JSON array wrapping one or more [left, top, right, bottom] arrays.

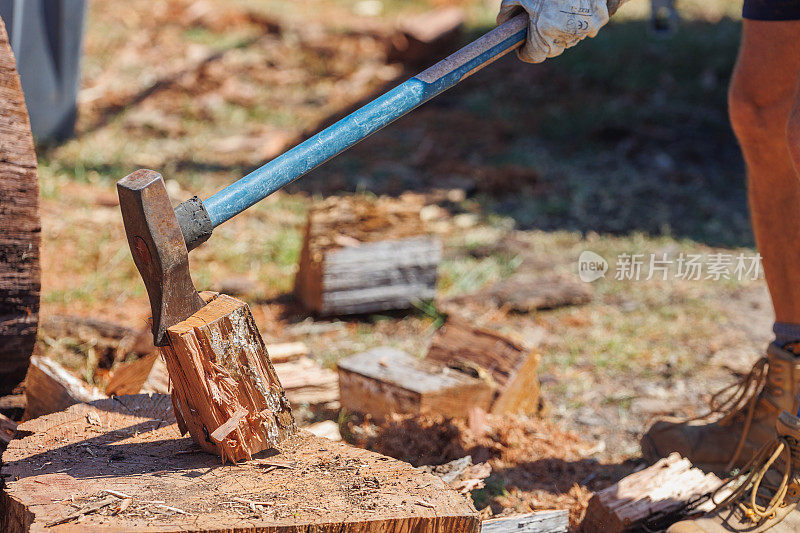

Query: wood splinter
[[158, 292, 296, 462]]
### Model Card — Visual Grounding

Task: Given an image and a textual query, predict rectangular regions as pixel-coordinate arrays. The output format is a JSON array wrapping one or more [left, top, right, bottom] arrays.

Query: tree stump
[[159, 292, 296, 463], [0, 15, 40, 395], [0, 395, 479, 532]]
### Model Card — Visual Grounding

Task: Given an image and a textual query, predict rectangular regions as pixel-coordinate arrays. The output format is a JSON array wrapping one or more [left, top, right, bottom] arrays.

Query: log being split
[[158, 292, 296, 462], [0, 395, 479, 532]]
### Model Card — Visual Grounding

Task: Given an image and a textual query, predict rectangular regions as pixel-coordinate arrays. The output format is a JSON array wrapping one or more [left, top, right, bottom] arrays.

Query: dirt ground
[[28, 0, 767, 526]]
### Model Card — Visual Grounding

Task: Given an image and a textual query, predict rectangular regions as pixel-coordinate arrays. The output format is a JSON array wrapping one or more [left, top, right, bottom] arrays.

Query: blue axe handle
[[201, 15, 527, 228]]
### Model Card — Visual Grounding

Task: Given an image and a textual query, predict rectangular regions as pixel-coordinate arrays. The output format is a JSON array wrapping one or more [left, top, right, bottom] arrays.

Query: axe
[[118, 15, 529, 346]]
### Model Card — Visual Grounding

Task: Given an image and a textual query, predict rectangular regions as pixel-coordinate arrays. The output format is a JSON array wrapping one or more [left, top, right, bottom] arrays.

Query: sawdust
[[345, 412, 638, 529]]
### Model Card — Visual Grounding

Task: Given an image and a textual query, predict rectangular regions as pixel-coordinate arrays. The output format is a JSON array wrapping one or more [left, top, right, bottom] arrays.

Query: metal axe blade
[[117, 169, 205, 346]]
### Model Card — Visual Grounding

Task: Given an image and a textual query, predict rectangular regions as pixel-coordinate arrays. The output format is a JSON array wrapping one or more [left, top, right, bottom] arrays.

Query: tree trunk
[[0, 15, 41, 395]]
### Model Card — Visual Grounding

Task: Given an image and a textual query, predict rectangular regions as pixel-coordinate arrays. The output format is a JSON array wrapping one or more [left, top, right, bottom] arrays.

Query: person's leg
[[789, 81, 800, 177], [641, 19, 800, 474], [729, 19, 800, 330]]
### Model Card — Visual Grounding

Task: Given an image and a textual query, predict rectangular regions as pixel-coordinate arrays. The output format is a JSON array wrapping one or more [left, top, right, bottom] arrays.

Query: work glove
[[498, 0, 627, 63]]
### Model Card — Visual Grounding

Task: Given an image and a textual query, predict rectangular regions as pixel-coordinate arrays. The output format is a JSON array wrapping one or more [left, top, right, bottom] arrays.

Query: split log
[[105, 352, 169, 396], [294, 195, 441, 316], [273, 356, 339, 405], [158, 292, 296, 462], [481, 511, 568, 532], [582, 453, 724, 533], [426, 319, 542, 416], [23, 356, 105, 420], [0, 16, 40, 395], [0, 394, 480, 532], [338, 347, 495, 420]]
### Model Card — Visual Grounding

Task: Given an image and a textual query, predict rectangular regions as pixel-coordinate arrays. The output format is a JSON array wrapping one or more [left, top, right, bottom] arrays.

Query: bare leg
[[729, 20, 800, 324], [641, 21, 800, 472]]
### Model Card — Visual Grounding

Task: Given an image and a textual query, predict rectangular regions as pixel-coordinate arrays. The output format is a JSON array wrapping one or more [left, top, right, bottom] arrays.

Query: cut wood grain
[[0, 16, 40, 395], [158, 292, 296, 462], [581, 453, 724, 533], [273, 356, 339, 405], [294, 195, 441, 316], [426, 319, 542, 416], [23, 356, 105, 420], [105, 352, 170, 396], [481, 511, 568, 532], [338, 347, 494, 420], [0, 394, 479, 532]]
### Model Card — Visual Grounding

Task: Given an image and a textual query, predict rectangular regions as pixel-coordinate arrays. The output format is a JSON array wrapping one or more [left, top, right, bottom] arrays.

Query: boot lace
[[696, 357, 769, 471], [711, 433, 800, 523]]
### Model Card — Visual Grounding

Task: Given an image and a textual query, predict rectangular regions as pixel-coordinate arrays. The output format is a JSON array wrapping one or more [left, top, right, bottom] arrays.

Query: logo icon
[[578, 251, 608, 282]]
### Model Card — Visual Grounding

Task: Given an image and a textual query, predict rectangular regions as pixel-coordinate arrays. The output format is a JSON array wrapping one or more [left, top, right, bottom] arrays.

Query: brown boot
[[667, 411, 800, 533], [642, 343, 800, 474]]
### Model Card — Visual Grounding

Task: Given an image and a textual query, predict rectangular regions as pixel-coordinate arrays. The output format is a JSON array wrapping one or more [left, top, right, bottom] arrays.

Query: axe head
[[117, 169, 205, 346]]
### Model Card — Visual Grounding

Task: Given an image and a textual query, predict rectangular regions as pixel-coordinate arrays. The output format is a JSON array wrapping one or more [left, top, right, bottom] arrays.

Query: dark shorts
[[743, 0, 800, 20]]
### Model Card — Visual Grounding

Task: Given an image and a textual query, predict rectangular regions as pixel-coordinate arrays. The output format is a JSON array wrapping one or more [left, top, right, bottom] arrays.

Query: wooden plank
[[294, 195, 441, 316], [1, 394, 480, 532], [337, 347, 494, 419], [158, 293, 296, 463], [23, 356, 106, 420], [581, 453, 724, 533], [0, 15, 40, 395], [482, 511, 568, 532], [426, 319, 542, 416]]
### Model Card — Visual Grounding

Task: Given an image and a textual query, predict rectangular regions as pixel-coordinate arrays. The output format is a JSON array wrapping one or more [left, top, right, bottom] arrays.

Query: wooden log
[[294, 195, 441, 316], [158, 292, 296, 463], [23, 356, 106, 420], [105, 352, 169, 396], [273, 357, 339, 406], [0, 15, 40, 395], [481, 511, 568, 532], [581, 453, 724, 533], [0, 394, 480, 532], [426, 319, 542, 416], [337, 347, 495, 420]]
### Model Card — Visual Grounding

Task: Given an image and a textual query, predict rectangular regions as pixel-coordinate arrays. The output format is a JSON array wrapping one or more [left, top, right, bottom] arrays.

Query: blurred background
[[6, 0, 774, 525]]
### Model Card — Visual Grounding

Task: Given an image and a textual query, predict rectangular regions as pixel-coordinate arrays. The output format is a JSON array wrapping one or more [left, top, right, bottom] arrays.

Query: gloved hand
[[498, 0, 625, 63]]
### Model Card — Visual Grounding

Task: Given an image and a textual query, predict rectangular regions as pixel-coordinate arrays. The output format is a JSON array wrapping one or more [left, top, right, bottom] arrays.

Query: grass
[[34, 0, 766, 461]]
